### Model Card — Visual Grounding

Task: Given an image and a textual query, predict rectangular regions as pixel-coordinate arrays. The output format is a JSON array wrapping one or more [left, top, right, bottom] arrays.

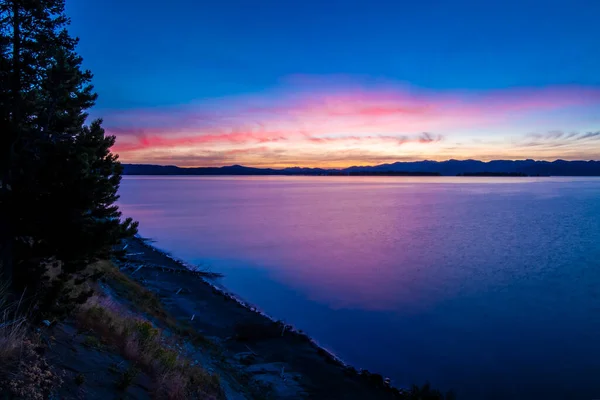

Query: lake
[[118, 176, 600, 400]]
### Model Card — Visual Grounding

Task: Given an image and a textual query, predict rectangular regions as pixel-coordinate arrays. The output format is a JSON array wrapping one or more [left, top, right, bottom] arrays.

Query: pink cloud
[[111, 127, 289, 151], [103, 78, 600, 165]]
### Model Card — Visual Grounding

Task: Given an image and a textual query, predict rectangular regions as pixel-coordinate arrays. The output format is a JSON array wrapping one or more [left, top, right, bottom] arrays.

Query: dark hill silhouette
[[123, 159, 600, 177]]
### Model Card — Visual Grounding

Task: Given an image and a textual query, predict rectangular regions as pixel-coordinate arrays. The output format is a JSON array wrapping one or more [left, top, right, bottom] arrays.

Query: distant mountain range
[[123, 159, 600, 177]]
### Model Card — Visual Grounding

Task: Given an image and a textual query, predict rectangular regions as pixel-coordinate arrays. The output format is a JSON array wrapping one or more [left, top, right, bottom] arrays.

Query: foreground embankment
[[118, 237, 423, 399], [1, 236, 450, 399]]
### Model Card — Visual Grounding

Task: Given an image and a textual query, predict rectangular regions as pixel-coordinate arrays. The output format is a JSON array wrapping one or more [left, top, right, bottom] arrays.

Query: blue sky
[[65, 0, 600, 166]]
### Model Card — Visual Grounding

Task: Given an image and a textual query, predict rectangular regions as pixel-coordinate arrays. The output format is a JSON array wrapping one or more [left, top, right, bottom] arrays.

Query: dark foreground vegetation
[[0, 0, 137, 298], [0, 1, 452, 398]]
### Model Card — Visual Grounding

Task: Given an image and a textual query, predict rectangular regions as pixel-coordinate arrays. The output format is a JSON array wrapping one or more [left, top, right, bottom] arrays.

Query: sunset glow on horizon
[[103, 79, 600, 168], [65, 0, 600, 168]]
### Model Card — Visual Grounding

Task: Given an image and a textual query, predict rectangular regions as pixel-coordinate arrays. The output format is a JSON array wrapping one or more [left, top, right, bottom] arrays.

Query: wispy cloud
[[521, 130, 600, 147], [100, 77, 600, 167]]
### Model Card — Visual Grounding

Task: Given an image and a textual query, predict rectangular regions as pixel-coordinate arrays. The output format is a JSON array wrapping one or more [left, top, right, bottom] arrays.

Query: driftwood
[[121, 262, 223, 279], [244, 344, 257, 356], [131, 265, 144, 275]]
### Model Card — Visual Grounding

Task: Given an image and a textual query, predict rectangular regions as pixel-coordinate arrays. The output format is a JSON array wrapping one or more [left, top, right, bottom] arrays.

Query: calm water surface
[[118, 176, 600, 400]]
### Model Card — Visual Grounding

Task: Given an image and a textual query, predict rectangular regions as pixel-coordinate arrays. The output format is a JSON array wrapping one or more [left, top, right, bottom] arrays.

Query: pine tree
[[0, 8, 12, 280], [0, 0, 137, 301]]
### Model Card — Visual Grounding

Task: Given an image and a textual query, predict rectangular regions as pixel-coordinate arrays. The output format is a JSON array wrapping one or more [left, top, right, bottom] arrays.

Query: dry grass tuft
[[0, 281, 26, 375], [97, 261, 169, 319], [93, 261, 212, 347], [77, 295, 223, 399], [0, 280, 62, 399]]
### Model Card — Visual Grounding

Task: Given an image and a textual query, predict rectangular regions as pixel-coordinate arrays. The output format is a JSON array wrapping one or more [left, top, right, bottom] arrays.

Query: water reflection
[[118, 176, 600, 400]]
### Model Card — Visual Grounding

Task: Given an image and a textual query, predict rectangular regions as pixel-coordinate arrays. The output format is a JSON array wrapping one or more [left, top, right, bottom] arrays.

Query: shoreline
[[132, 236, 350, 367], [120, 236, 410, 399]]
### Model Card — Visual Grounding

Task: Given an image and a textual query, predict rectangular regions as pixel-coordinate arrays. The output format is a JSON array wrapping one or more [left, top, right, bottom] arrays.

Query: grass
[[92, 260, 212, 347], [0, 257, 222, 398], [0, 280, 27, 380], [90, 258, 454, 400], [92, 261, 167, 318], [76, 294, 224, 399], [0, 280, 25, 348], [0, 279, 62, 399]]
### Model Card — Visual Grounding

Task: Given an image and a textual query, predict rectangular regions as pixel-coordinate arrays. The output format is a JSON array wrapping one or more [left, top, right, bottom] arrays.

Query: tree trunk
[[1, 1, 22, 284]]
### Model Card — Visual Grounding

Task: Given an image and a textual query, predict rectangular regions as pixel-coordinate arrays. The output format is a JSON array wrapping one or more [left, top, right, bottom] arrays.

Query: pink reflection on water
[[258, 191, 436, 312], [117, 176, 594, 314], [119, 176, 518, 312], [117, 176, 600, 400]]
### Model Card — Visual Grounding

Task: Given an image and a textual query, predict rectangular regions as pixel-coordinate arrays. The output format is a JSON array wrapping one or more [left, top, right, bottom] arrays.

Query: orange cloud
[[101, 79, 600, 167]]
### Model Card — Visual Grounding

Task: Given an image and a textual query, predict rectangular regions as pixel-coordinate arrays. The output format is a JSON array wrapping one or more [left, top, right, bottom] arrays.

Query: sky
[[65, 0, 600, 168]]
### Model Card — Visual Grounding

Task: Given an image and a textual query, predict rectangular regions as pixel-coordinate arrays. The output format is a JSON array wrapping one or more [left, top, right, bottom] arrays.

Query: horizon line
[[122, 158, 600, 171]]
